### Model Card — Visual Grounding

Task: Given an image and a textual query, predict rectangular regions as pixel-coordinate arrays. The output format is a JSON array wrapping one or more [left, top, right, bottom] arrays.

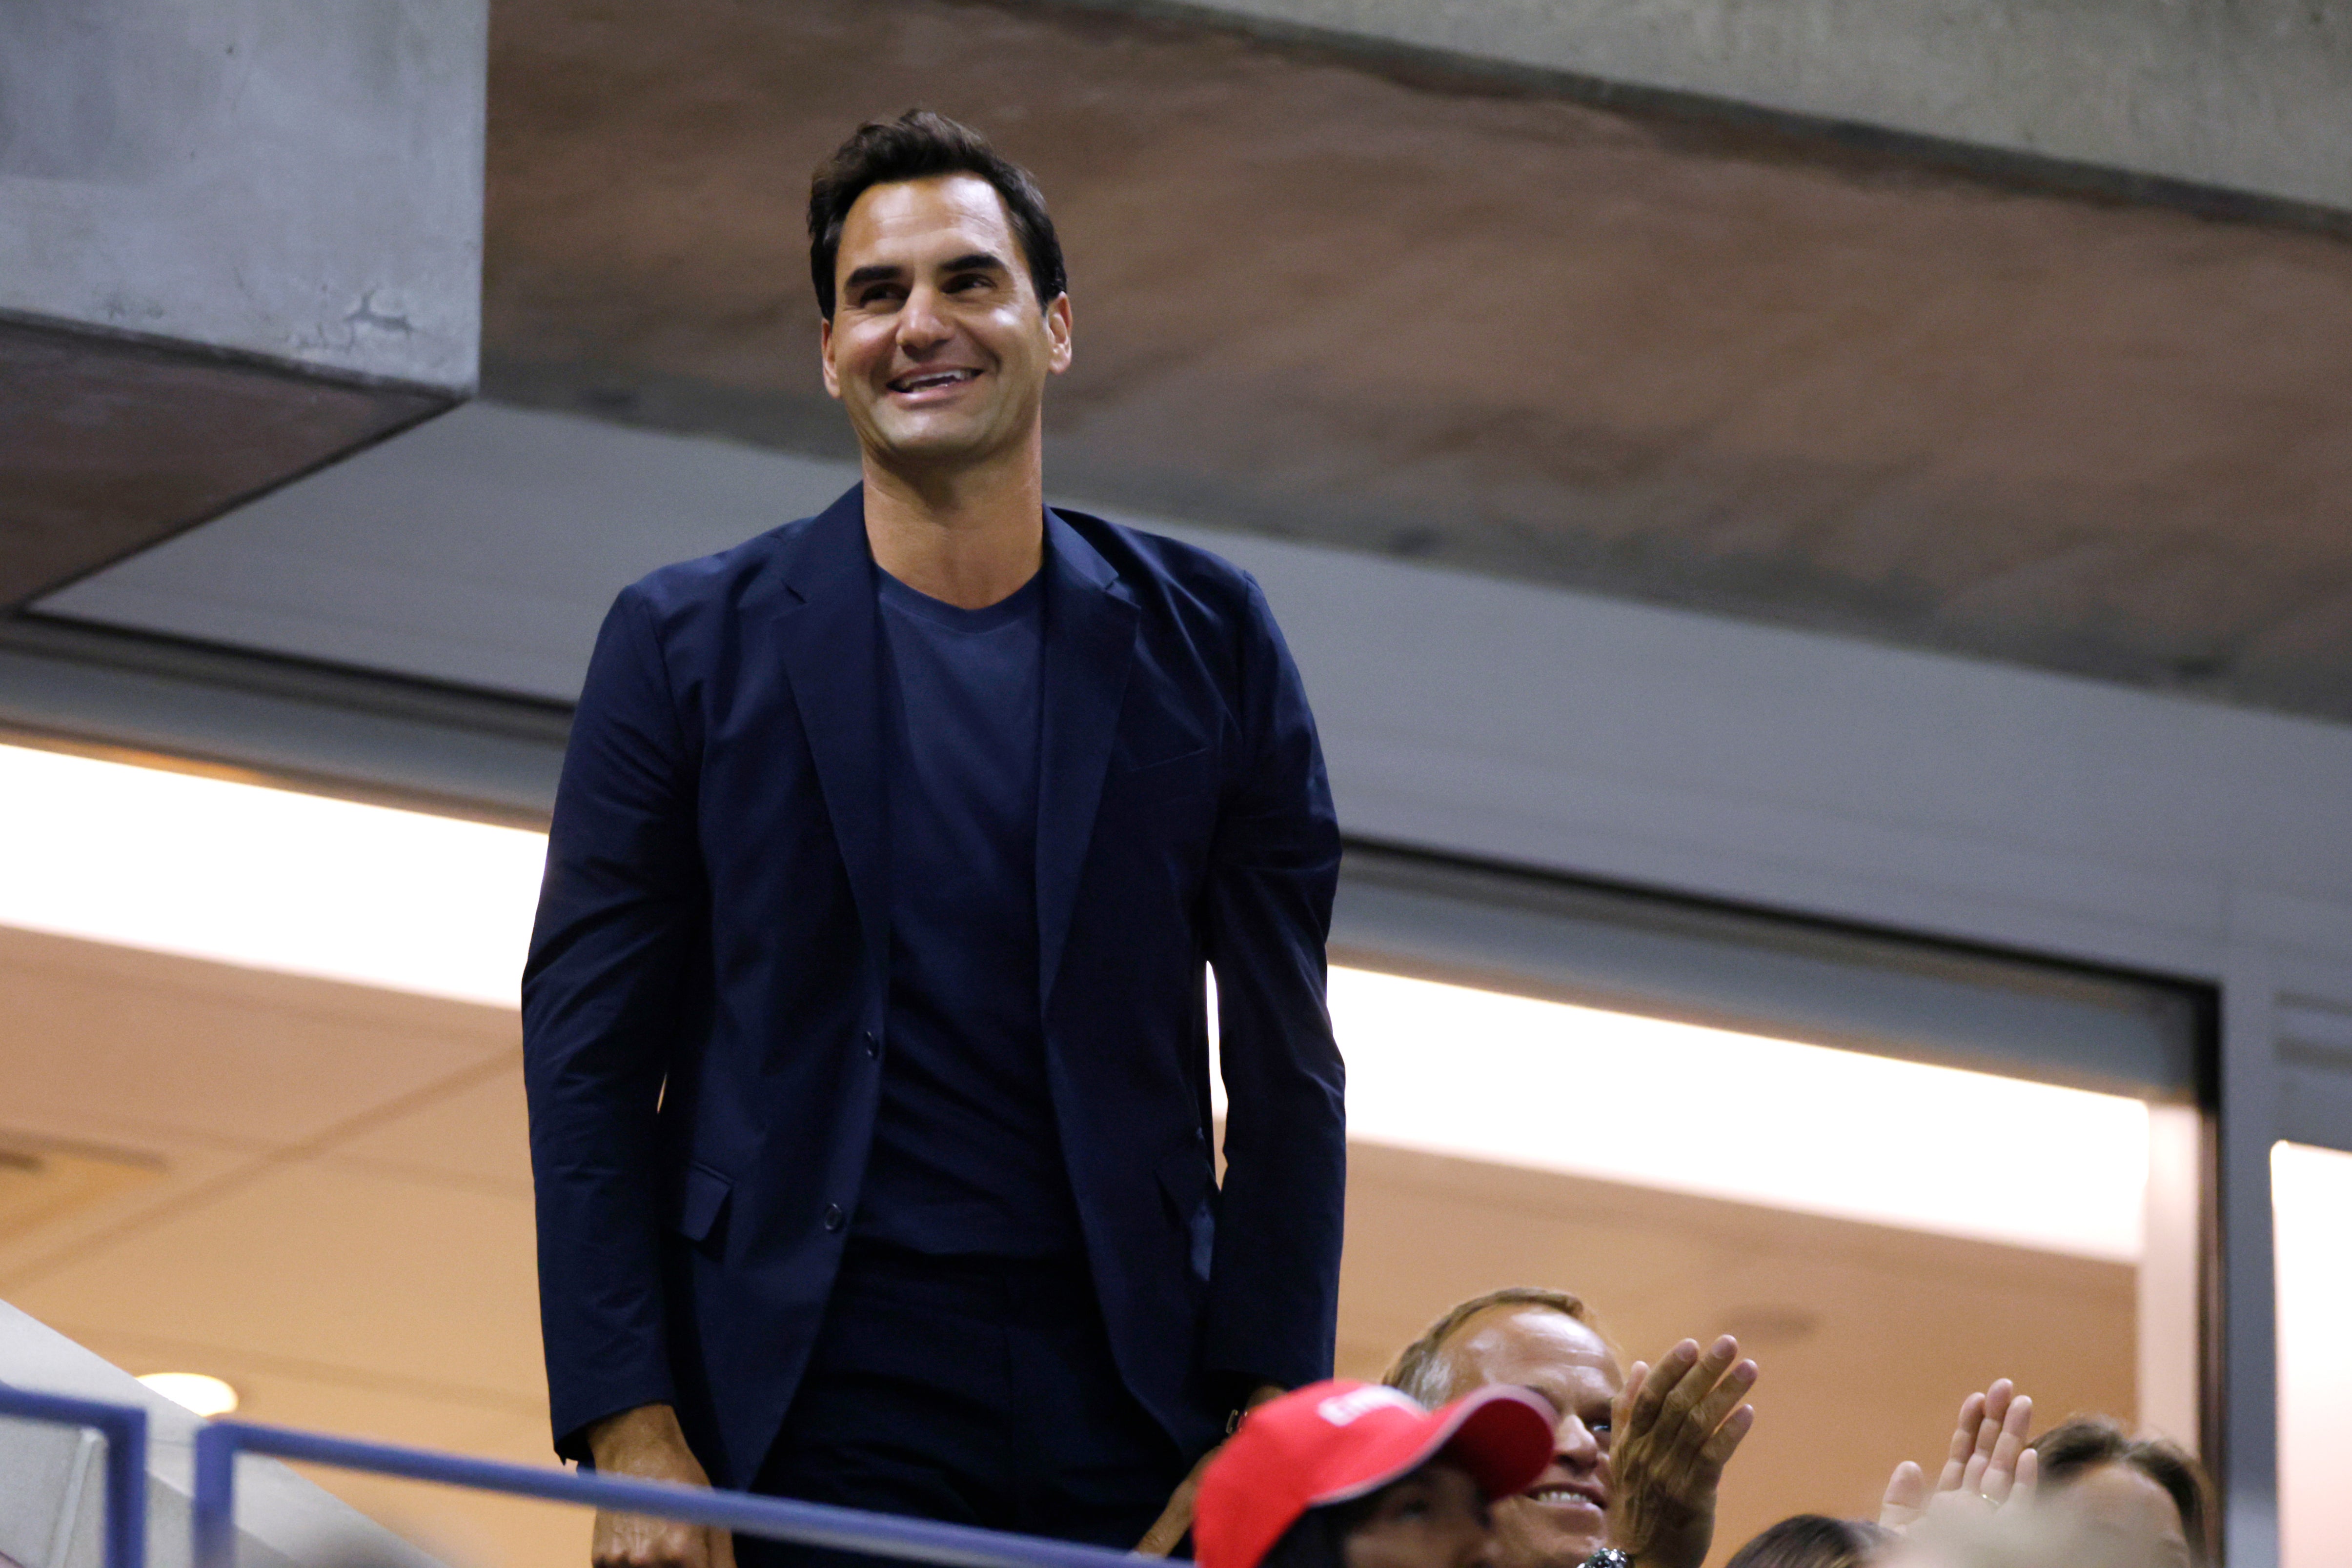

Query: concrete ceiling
[[480, 0, 2352, 721], [1, 919, 2137, 1567]]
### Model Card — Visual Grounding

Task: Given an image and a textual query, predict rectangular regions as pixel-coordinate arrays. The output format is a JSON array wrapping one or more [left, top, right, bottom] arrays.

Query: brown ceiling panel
[[0, 318, 450, 607], [484, 0, 2352, 720]]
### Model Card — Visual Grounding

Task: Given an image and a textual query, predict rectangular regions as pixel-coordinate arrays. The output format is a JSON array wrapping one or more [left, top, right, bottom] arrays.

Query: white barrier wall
[[0, 1300, 445, 1568]]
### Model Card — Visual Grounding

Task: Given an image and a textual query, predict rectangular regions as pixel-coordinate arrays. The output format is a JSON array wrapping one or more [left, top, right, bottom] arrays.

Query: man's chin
[[859, 412, 1005, 467], [1492, 1504, 1606, 1568]]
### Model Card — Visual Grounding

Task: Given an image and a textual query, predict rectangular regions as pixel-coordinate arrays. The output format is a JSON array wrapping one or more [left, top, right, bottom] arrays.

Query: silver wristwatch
[[1581, 1552, 1632, 1568]]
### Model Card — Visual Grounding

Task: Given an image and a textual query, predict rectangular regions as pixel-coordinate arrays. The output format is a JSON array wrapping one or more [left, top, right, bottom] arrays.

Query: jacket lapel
[[1036, 509, 1139, 1005], [773, 485, 892, 985]]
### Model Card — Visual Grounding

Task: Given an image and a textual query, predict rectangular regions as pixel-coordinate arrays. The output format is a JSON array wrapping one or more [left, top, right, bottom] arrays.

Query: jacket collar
[[1036, 508, 1138, 1004], [772, 486, 892, 989], [772, 487, 1139, 1010]]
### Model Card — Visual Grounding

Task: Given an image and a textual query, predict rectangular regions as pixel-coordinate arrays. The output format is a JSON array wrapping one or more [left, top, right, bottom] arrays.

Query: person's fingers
[[1981, 1379, 2014, 1432], [1982, 1450, 2018, 1504], [1936, 1393, 1987, 1491], [1628, 1341, 1698, 1435], [2011, 1447, 2039, 1503], [1687, 1357, 1759, 1447], [593, 1511, 702, 1568], [1660, 1337, 1738, 1439], [1696, 1403, 1755, 1473], [1971, 1405, 2005, 1466], [2001, 1393, 2034, 1450], [1982, 1395, 2034, 1501], [1959, 1445, 1992, 1500], [1136, 1445, 1218, 1555], [1881, 1460, 1929, 1530], [1617, 1360, 1649, 1431]]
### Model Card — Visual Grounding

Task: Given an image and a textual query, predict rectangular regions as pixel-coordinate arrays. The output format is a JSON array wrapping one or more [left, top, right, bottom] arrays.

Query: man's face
[[1342, 1460, 1498, 1568], [1427, 1307, 1622, 1568], [2043, 1464, 2193, 1568], [820, 173, 1072, 471]]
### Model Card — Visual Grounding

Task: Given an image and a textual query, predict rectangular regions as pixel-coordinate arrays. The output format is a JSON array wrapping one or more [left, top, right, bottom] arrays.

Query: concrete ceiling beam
[[1096, 0, 2352, 215], [0, 0, 487, 606]]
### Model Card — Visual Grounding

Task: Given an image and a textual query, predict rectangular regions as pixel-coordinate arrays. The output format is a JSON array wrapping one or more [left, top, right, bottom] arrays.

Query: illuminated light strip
[[0, 742, 2145, 1258], [1326, 966, 2148, 1262], [2274, 1140, 2352, 1567], [0, 743, 542, 1007]]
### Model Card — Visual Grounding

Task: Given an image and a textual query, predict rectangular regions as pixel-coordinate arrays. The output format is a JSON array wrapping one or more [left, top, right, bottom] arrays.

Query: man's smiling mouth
[[887, 368, 980, 394], [1522, 1483, 1606, 1510]]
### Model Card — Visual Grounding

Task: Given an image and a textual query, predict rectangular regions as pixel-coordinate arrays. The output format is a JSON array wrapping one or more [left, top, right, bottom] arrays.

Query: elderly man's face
[[1428, 1307, 1622, 1568]]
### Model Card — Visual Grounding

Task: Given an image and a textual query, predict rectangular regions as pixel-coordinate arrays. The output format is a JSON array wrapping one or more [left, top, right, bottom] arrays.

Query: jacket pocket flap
[[669, 1162, 733, 1243]]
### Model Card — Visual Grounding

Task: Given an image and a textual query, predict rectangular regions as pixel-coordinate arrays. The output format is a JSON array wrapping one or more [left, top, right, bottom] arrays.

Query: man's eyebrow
[[842, 262, 908, 292], [939, 251, 1011, 275]]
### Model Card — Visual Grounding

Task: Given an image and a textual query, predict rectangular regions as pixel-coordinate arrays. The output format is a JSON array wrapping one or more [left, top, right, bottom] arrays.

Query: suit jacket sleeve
[[522, 586, 702, 1459], [1200, 574, 1347, 1392]]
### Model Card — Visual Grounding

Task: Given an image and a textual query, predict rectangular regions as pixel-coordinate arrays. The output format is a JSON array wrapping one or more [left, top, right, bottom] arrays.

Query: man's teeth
[[896, 370, 974, 391], [1526, 1487, 1597, 1505]]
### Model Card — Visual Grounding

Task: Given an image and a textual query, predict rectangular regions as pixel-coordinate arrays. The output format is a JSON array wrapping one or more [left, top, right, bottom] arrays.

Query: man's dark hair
[[807, 109, 1066, 320], [1723, 1515, 1895, 1568], [2031, 1415, 2211, 1564]]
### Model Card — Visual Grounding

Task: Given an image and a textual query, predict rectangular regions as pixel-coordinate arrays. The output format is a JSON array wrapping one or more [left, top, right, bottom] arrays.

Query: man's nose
[[896, 283, 952, 349], [1556, 1415, 1601, 1466]]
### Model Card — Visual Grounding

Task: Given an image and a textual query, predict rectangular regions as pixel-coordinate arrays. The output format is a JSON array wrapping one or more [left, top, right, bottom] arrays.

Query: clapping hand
[[1880, 1378, 2038, 1532], [1605, 1335, 1758, 1568]]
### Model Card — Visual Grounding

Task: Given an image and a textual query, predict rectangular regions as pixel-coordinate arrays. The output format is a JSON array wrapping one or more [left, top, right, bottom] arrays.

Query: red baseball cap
[[1194, 1380, 1559, 1568]]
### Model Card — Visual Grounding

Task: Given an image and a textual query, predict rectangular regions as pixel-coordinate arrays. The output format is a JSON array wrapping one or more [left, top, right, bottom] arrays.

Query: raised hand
[[1880, 1379, 2039, 1532], [1604, 1336, 1758, 1568]]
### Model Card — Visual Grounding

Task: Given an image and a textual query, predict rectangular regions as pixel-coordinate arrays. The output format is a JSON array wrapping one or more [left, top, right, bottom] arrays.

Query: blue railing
[[179, 1415, 1146, 1568], [0, 1385, 149, 1568], [0, 1382, 1138, 1568], [2, 1385, 1142, 1568]]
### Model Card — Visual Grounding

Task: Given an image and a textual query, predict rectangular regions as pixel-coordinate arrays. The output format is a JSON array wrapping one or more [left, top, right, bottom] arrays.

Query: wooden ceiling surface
[[481, 0, 2352, 722]]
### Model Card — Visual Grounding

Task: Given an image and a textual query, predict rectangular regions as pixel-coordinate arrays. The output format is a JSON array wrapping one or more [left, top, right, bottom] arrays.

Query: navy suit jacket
[[523, 486, 1347, 1484]]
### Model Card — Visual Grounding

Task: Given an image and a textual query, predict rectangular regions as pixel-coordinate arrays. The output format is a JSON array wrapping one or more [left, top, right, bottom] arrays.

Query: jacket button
[[863, 1030, 880, 1058], [823, 1204, 845, 1232]]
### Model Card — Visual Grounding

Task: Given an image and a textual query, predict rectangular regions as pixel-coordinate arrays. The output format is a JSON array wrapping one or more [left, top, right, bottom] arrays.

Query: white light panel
[[1, 742, 2147, 1258], [0, 743, 542, 1007], [1327, 966, 2147, 1262], [2276, 1140, 2352, 1568]]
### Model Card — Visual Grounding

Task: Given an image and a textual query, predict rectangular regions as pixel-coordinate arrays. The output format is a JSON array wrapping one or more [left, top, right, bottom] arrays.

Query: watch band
[[1582, 1551, 1632, 1568]]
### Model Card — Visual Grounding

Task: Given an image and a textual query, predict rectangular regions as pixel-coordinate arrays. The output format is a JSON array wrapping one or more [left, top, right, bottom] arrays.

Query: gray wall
[[0, 0, 485, 390]]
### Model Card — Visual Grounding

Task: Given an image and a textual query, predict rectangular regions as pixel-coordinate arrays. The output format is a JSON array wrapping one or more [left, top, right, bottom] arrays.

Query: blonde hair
[[1382, 1287, 1597, 1406]]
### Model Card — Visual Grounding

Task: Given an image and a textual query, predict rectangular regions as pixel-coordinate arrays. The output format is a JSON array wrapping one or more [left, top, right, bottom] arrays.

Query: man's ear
[[819, 314, 841, 400], [1045, 292, 1073, 376]]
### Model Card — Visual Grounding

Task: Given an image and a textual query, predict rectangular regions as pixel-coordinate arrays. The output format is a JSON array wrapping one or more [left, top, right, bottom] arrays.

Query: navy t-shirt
[[853, 564, 1081, 1256]]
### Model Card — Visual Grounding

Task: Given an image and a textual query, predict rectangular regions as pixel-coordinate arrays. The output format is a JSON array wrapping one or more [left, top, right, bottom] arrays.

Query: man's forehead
[[839, 174, 1017, 261], [1447, 1304, 1616, 1384]]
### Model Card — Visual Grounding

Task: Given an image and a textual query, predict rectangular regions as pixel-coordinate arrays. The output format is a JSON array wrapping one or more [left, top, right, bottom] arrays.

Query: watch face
[[1582, 1553, 1632, 1568]]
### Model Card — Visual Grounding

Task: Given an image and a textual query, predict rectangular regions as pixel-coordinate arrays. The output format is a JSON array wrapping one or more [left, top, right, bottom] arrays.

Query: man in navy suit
[[523, 111, 1347, 1568]]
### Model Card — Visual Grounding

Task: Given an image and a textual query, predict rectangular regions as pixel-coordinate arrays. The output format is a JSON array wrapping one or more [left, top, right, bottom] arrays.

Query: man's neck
[[860, 441, 1046, 610]]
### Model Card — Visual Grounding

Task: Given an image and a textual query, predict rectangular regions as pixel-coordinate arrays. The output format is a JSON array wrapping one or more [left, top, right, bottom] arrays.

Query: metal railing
[[0, 1386, 1143, 1568], [0, 1385, 149, 1568], [188, 1417, 1146, 1568]]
